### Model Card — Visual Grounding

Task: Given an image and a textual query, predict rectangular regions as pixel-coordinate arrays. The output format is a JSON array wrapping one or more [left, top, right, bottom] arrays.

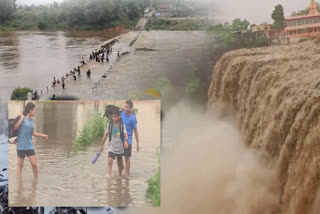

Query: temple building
[[285, 0, 320, 37]]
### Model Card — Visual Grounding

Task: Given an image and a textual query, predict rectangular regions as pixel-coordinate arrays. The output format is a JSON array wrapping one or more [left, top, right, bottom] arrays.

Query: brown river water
[[0, 29, 209, 213], [8, 100, 160, 207], [0, 30, 121, 101]]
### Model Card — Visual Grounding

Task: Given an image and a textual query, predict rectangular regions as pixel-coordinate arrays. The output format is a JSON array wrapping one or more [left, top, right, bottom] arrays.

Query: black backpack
[[104, 105, 119, 120], [8, 116, 21, 144], [108, 119, 125, 143]]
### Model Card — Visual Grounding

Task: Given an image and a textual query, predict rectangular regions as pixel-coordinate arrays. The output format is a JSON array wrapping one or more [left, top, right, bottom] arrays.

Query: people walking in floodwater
[[99, 108, 128, 177], [106, 55, 109, 63], [81, 57, 86, 65], [14, 102, 48, 179], [87, 69, 91, 77], [120, 100, 139, 175], [62, 81, 65, 89], [52, 77, 56, 86]]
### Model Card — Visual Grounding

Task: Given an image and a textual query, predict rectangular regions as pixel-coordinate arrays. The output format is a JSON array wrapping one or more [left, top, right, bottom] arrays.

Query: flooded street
[[8, 100, 160, 207]]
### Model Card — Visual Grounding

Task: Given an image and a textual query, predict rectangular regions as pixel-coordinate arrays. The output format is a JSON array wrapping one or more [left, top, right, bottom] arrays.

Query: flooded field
[[8, 100, 160, 207]]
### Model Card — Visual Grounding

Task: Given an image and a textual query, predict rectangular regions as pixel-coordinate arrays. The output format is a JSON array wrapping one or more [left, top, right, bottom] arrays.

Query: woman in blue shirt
[[14, 102, 48, 179]]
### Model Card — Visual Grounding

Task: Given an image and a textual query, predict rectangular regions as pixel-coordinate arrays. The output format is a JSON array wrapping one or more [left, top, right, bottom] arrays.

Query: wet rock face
[[207, 40, 320, 214]]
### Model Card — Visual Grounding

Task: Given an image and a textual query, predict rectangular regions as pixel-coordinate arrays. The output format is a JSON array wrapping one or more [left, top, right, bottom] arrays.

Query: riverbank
[[0, 24, 128, 33], [145, 17, 215, 31]]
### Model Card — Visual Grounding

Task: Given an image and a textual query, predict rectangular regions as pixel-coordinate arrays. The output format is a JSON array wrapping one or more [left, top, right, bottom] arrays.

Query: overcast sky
[[17, 0, 311, 24]]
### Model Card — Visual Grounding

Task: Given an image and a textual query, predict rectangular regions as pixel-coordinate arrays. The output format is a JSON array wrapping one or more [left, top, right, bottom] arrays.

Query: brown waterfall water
[[121, 39, 320, 214], [208, 38, 320, 214]]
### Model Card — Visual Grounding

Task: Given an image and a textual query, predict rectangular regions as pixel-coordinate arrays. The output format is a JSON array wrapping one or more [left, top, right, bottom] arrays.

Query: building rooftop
[[286, 0, 320, 20], [286, 13, 320, 20]]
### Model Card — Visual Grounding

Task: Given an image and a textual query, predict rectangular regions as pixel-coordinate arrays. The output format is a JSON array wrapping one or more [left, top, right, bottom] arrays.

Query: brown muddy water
[[0, 30, 121, 101], [44, 31, 209, 102], [8, 100, 160, 207]]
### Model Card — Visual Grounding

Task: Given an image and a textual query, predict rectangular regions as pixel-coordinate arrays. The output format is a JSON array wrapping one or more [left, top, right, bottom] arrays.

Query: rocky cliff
[[208, 39, 320, 214]]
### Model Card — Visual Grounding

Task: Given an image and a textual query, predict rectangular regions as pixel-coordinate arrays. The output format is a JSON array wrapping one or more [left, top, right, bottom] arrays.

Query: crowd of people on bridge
[[48, 43, 122, 95], [89, 46, 113, 63]]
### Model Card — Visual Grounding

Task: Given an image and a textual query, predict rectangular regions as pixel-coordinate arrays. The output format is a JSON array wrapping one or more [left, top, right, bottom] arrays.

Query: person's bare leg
[[28, 155, 38, 179], [117, 157, 124, 176], [107, 158, 113, 177], [16, 156, 24, 180], [125, 156, 130, 175]]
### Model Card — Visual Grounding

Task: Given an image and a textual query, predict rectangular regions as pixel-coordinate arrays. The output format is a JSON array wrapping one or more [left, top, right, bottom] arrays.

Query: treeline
[[0, 0, 150, 30], [146, 17, 249, 31]]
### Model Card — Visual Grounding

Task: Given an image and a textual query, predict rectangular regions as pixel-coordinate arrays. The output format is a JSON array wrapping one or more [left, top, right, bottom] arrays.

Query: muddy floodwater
[[8, 100, 160, 207], [0, 30, 122, 101]]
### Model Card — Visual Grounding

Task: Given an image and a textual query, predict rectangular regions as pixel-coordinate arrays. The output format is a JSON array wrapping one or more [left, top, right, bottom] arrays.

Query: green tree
[[272, 4, 285, 29], [1, 0, 147, 30], [126, 1, 142, 20], [11, 87, 33, 100], [231, 18, 249, 31], [0, 0, 16, 23]]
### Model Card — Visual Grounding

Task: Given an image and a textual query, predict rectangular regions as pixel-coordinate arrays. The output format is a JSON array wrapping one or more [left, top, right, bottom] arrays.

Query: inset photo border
[[8, 100, 161, 208]]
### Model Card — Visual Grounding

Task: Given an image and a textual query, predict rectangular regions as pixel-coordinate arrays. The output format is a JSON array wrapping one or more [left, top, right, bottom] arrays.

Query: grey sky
[[214, 0, 309, 24], [17, 0, 311, 24]]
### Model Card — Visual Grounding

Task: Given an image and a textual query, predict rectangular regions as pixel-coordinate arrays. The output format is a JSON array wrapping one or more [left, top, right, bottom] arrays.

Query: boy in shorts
[[100, 108, 129, 176], [120, 100, 139, 176]]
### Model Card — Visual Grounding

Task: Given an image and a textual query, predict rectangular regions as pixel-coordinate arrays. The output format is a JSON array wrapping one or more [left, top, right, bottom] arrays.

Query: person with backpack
[[99, 108, 128, 177], [14, 102, 48, 180], [120, 100, 139, 176]]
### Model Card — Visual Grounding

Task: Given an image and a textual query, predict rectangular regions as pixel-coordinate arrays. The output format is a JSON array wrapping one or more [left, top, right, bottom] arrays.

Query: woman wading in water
[[14, 102, 48, 179]]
